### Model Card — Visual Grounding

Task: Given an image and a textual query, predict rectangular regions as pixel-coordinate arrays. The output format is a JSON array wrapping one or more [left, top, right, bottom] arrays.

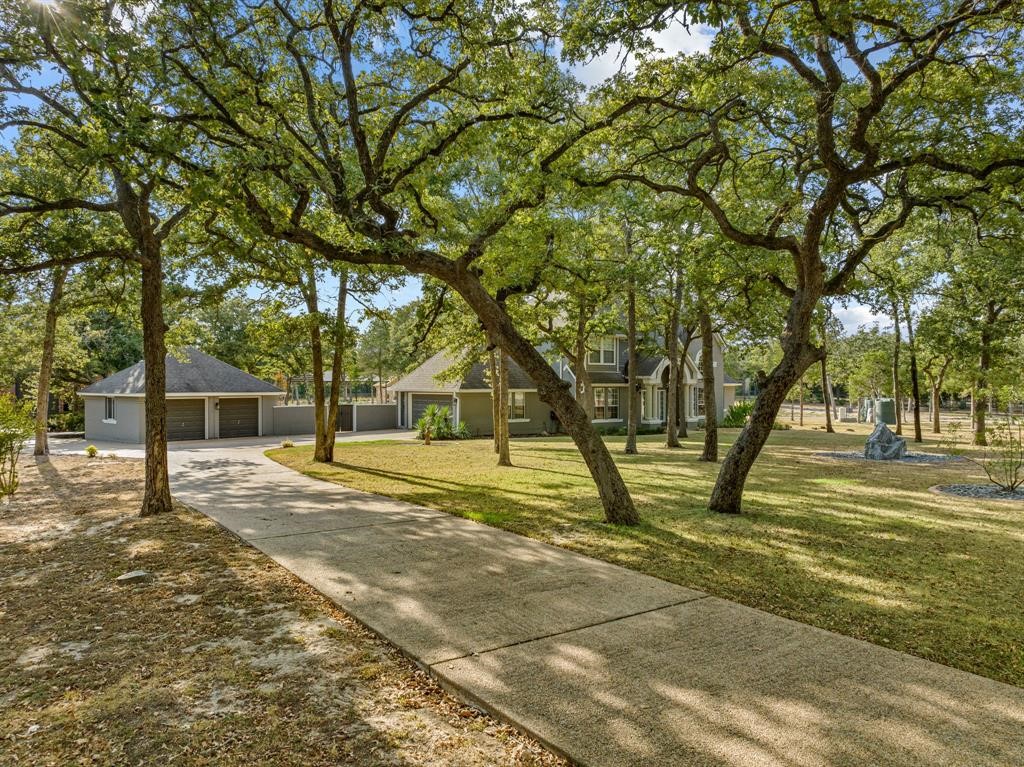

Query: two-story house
[[391, 331, 739, 436]]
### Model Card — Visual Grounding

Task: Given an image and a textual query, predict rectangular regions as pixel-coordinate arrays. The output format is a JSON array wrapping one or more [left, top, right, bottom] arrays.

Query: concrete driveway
[[48, 429, 416, 462], [53, 434, 1024, 765]]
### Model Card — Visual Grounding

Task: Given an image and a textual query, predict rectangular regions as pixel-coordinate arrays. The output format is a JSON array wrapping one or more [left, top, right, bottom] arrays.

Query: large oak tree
[[563, 0, 1024, 511]]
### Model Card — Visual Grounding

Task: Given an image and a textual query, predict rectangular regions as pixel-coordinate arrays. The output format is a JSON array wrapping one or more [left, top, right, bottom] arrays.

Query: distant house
[[80, 348, 283, 443], [392, 332, 740, 436]]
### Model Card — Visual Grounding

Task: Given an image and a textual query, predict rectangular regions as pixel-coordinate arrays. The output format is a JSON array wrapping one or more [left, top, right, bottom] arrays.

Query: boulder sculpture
[[864, 422, 907, 460]]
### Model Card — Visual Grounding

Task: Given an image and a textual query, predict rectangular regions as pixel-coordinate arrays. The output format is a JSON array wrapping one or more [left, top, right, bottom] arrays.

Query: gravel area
[[932, 484, 1024, 502], [815, 451, 964, 464]]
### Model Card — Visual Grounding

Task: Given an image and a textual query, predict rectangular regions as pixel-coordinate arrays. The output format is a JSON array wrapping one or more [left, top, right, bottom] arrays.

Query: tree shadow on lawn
[[310, 433, 1024, 686]]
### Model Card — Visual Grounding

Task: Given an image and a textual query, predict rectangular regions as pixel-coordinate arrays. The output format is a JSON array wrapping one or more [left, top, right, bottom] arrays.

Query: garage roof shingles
[[81, 348, 282, 396], [392, 351, 536, 392]]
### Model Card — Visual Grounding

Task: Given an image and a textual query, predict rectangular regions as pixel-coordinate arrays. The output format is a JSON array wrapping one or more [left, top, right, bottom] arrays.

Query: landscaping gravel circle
[[931, 484, 1024, 502], [815, 451, 964, 464]]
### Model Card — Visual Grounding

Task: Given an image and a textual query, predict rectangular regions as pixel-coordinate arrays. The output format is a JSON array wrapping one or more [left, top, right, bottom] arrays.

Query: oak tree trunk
[[891, 300, 903, 435], [446, 272, 638, 525], [323, 273, 348, 462], [139, 252, 173, 517], [903, 300, 922, 442], [975, 317, 993, 446], [34, 266, 68, 456], [496, 352, 512, 466], [488, 349, 500, 453], [679, 333, 693, 439], [665, 273, 682, 448], [699, 311, 717, 462], [929, 359, 949, 434], [625, 277, 639, 455], [709, 288, 821, 514], [303, 273, 331, 463]]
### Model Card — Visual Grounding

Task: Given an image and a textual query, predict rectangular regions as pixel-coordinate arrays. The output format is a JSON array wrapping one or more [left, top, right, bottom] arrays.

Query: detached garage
[[81, 347, 283, 443]]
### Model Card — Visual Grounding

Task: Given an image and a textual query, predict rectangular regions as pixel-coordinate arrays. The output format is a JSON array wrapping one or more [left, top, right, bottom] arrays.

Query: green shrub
[[0, 396, 34, 497], [772, 420, 792, 430], [85, 444, 99, 458], [943, 418, 1023, 492], [415, 405, 475, 442], [280, 439, 295, 449], [48, 411, 85, 432], [722, 401, 754, 427]]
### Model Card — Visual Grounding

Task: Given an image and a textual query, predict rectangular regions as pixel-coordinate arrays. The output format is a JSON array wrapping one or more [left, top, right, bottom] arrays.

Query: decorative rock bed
[[815, 451, 964, 464], [931, 484, 1024, 502]]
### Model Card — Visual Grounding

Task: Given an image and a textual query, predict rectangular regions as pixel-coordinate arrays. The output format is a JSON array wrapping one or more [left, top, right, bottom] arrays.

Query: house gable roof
[[392, 350, 537, 393], [80, 348, 282, 396]]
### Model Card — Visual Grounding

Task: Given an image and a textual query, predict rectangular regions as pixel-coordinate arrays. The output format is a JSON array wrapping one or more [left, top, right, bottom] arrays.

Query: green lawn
[[266, 426, 1024, 688]]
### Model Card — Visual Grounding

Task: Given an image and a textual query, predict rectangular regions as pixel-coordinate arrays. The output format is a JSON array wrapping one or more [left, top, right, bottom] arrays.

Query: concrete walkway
[[155, 444, 1024, 766]]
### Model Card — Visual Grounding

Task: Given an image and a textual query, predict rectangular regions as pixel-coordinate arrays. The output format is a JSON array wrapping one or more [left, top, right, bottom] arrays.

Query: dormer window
[[587, 336, 616, 365]]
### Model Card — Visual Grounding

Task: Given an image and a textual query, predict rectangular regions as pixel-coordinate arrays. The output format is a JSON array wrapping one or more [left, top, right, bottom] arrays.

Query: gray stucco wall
[[353, 403, 398, 431], [272, 402, 396, 435], [84, 396, 144, 443], [272, 405, 317, 436]]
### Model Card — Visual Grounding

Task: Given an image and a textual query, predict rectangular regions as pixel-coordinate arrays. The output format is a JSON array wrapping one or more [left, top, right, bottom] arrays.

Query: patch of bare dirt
[[0, 456, 563, 767]]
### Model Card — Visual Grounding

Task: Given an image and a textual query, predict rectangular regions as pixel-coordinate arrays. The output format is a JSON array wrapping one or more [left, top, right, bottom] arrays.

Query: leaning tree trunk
[[665, 273, 682, 448], [903, 300, 922, 443], [699, 311, 717, 462], [302, 273, 331, 463], [33, 266, 68, 457], [442, 269, 638, 525], [625, 276, 639, 455], [891, 299, 903, 435], [139, 251, 173, 517], [496, 352, 512, 467], [323, 272, 348, 462], [709, 288, 821, 514], [488, 348, 500, 453]]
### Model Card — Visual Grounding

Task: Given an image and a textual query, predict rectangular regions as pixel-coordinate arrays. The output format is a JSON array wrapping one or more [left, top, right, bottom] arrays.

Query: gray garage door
[[167, 398, 205, 441], [410, 394, 453, 425], [219, 397, 258, 438]]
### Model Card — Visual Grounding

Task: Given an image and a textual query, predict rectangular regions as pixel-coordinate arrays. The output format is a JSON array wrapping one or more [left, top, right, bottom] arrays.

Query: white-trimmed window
[[104, 397, 116, 421], [587, 336, 616, 365], [594, 387, 620, 420], [508, 391, 527, 420], [693, 386, 705, 416]]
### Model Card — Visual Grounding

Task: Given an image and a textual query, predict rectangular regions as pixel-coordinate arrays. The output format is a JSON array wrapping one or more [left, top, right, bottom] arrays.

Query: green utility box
[[874, 398, 897, 425]]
